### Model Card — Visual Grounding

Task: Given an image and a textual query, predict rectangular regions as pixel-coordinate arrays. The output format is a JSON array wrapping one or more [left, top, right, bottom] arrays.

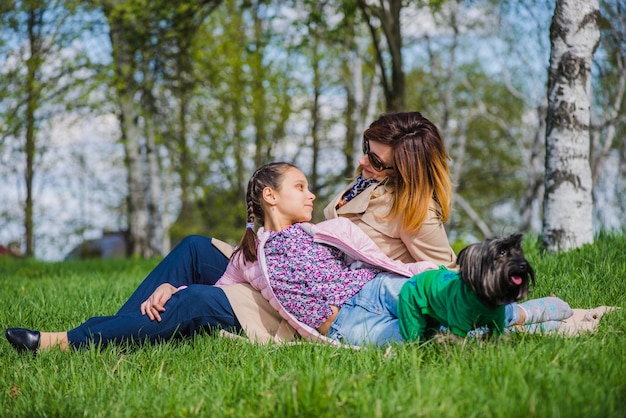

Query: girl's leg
[[327, 274, 408, 347], [116, 236, 230, 314], [467, 297, 574, 338], [68, 285, 240, 349], [504, 297, 573, 327]]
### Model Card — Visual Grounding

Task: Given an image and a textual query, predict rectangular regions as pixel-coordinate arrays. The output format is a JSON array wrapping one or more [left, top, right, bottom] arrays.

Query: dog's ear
[[456, 244, 471, 269], [456, 242, 485, 285], [507, 234, 523, 246]]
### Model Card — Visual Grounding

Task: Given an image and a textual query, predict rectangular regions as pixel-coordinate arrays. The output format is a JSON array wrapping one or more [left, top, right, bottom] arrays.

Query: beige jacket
[[212, 239, 296, 344], [324, 180, 457, 269]]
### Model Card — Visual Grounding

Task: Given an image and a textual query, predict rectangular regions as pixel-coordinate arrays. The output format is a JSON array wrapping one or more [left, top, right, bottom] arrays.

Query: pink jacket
[[215, 217, 437, 344]]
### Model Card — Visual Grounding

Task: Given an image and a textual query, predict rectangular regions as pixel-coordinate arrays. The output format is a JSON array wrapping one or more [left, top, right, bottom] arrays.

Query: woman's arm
[[400, 208, 457, 270], [312, 218, 437, 277]]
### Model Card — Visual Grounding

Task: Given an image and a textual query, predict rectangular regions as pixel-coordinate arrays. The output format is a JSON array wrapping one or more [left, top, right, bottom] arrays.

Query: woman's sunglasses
[[362, 138, 394, 172]]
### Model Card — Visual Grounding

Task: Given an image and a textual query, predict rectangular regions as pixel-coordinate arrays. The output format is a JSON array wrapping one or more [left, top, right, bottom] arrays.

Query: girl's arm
[[215, 255, 248, 286]]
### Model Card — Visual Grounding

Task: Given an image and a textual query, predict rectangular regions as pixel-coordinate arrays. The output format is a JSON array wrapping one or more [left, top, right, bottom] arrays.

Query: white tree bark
[[119, 96, 150, 258], [542, 0, 600, 252]]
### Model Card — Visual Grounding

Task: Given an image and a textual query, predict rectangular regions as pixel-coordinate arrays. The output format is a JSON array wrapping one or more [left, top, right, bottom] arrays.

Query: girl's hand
[[141, 283, 179, 322]]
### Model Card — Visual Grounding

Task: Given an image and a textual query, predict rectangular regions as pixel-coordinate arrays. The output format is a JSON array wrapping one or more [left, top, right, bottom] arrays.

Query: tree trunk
[[144, 113, 164, 256], [104, 2, 151, 258], [119, 95, 150, 257], [357, 0, 405, 112], [520, 105, 547, 232], [23, 7, 43, 257], [542, 0, 600, 252]]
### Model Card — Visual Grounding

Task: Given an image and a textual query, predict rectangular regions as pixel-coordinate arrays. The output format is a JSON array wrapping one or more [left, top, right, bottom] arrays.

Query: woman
[[220, 111, 459, 342], [324, 112, 455, 267]]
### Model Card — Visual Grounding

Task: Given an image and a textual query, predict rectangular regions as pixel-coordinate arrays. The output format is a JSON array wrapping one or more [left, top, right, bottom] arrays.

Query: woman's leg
[[116, 236, 230, 314], [327, 273, 408, 347], [68, 285, 240, 349]]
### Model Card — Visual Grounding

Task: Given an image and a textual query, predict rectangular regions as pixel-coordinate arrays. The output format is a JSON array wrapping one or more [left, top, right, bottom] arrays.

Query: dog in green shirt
[[398, 234, 535, 341]]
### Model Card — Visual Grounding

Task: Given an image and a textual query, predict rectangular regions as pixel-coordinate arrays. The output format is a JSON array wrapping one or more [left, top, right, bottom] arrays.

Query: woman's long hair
[[363, 112, 452, 233]]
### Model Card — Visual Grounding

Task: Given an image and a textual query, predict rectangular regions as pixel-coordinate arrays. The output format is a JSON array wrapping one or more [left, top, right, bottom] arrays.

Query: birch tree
[[101, 0, 222, 257], [356, 0, 405, 112], [542, 0, 599, 252], [0, 0, 94, 257]]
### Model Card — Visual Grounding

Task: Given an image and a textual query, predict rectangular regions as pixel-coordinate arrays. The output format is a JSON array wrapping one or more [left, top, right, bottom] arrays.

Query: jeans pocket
[[348, 297, 381, 315]]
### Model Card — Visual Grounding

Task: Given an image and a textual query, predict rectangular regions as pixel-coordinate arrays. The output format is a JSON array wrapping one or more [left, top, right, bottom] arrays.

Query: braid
[[246, 200, 255, 224], [231, 162, 298, 263]]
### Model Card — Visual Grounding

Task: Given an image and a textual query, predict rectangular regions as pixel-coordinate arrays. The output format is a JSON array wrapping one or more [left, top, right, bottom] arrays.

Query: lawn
[[1, 232, 625, 417]]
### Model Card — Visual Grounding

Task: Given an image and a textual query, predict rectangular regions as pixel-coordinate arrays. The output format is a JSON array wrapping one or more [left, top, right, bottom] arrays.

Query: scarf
[[336, 175, 379, 209]]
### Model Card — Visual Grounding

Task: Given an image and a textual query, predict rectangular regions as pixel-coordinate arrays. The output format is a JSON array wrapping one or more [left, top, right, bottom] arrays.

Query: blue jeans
[[67, 236, 239, 349], [327, 273, 408, 347]]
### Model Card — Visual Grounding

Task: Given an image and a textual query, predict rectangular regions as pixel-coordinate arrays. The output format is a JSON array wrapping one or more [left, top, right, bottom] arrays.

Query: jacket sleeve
[[214, 254, 247, 286], [400, 205, 458, 271], [313, 218, 437, 277]]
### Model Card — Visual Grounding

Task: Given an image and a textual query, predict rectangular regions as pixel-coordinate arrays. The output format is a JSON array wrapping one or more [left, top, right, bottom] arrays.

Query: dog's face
[[456, 234, 535, 309]]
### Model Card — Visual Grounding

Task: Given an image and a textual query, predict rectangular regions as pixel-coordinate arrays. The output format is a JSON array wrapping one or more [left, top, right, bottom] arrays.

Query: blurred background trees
[[0, 0, 623, 259]]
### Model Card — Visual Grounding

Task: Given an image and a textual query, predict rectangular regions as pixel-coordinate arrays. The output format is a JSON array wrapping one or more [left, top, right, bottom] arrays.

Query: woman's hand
[[141, 283, 180, 322]]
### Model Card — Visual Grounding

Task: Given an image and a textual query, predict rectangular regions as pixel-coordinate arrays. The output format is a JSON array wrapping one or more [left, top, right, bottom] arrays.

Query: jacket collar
[[336, 180, 392, 215]]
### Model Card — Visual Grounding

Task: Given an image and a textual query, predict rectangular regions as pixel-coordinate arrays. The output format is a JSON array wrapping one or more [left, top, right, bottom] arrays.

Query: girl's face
[[265, 167, 315, 227], [359, 140, 394, 181]]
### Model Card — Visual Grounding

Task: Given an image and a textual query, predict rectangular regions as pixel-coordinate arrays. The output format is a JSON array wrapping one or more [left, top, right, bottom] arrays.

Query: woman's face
[[267, 167, 315, 226], [359, 140, 394, 181]]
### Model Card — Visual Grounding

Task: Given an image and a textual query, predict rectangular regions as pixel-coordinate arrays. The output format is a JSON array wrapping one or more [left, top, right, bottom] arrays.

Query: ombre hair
[[362, 112, 452, 233]]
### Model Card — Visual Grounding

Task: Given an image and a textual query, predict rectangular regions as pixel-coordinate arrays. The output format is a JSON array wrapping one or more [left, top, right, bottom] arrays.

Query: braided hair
[[233, 162, 298, 263]]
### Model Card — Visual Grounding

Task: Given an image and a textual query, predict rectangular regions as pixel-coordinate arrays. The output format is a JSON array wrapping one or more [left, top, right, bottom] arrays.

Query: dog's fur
[[457, 233, 535, 309]]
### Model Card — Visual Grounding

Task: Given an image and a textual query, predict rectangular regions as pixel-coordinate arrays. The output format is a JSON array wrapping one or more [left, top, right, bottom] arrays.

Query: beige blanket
[[557, 306, 619, 336]]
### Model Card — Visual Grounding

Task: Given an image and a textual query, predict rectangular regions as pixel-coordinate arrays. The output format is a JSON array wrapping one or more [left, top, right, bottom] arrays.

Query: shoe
[[5, 328, 40, 353]]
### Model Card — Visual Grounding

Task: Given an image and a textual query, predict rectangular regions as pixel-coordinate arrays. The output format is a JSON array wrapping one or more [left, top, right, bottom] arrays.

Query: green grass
[[1, 232, 625, 417]]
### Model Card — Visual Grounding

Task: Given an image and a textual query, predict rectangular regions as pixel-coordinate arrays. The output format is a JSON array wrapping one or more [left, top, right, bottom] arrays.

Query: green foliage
[[2, 0, 625, 260], [407, 58, 528, 238], [1, 232, 626, 417], [169, 186, 246, 247]]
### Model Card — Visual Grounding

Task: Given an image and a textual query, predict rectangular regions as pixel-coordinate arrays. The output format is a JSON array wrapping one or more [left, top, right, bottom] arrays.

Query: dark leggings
[[67, 236, 238, 349]]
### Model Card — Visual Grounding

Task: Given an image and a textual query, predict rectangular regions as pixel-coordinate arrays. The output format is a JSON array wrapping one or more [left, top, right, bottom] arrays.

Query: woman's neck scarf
[[336, 174, 379, 209]]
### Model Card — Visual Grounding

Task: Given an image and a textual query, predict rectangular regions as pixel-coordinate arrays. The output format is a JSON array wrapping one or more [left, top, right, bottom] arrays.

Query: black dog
[[458, 233, 535, 310], [397, 234, 536, 341]]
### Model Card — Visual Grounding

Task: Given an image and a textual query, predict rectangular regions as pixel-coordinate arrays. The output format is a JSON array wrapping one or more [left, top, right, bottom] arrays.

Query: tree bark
[[104, 1, 151, 258], [357, 0, 404, 112], [542, 0, 600, 252], [23, 7, 43, 257]]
